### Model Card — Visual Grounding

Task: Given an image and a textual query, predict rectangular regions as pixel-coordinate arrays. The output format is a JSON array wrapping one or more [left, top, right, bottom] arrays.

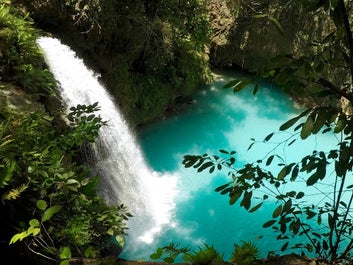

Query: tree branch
[[318, 78, 353, 103]]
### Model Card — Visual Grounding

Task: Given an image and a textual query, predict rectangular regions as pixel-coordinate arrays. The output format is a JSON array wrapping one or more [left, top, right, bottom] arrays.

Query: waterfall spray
[[37, 36, 179, 255]]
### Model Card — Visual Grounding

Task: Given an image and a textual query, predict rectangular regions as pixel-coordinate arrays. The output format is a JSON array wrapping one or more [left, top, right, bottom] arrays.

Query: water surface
[[122, 71, 339, 261]]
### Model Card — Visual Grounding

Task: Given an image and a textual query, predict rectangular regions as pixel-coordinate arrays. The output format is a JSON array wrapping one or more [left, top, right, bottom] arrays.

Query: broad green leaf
[[29, 219, 40, 227], [150, 253, 161, 260], [36, 200, 47, 211], [9, 231, 28, 244], [42, 205, 62, 222], [59, 246, 71, 265]]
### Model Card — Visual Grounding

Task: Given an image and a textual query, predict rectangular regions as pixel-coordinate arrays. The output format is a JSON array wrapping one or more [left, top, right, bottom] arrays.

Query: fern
[[230, 241, 260, 265], [0, 158, 15, 187], [2, 184, 28, 201]]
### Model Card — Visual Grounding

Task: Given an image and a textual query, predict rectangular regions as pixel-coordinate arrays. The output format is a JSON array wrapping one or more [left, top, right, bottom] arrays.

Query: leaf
[[269, 17, 284, 35], [164, 257, 174, 264], [36, 200, 47, 211], [249, 202, 263, 213], [214, 183, 231, 192], [223, 79, 241, 89], [296, 191, 304, 199], [264, 132, 274, 142], [29, 219, 40, 227], [277, 166, 288, 180], [263, 220, 276, 228], [42, 205, 62, 222], [306, 172, 320, 186], [334, 113, 347, 133], [266, 155, 274, 166], [229, 191, 242, 205], [150, 253, 161, 260], [197, 161, 214, 172], [291, 165, 299, 181], [288, 139, 296, 146], [283, 199, 292, 213], [300, 115, 314, 139], [59, 246, 71, 264], [281, 242, 289, 251], [9, 231, 28, 244], [312, 109, 327, 134], [233, 80, 250, 93], [253, 83, 259, 95], [280, 117, 301, 131], [253, 14, 268, 19], [272, 204, 283, 218], [240, 191, 252, 210]]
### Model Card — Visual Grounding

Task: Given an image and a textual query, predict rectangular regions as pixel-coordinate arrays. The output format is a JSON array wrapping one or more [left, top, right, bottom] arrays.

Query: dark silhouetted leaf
[[301, 115, 314, 139], [266, 155, 274, 166], [273, 204, 283, 218], [263, 220, 276, 228], [249, 202, 263, 213], [281, 242, 289, 252]]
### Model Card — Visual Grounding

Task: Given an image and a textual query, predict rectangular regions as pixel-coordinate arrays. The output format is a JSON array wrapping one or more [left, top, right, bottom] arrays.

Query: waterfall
[[36, 37, 179, 254]]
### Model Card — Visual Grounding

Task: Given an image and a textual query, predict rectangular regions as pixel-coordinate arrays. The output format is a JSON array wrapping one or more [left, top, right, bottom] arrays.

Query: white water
[[36, 37, 179, 251]]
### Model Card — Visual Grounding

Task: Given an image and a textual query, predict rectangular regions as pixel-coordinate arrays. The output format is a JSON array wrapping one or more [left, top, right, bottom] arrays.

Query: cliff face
[[208, 0, 332, 72], [12, 0, 212, 127]]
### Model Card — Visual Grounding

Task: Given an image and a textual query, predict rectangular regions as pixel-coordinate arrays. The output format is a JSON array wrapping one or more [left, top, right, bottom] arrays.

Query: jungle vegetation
[[3, 0, 353, 264]]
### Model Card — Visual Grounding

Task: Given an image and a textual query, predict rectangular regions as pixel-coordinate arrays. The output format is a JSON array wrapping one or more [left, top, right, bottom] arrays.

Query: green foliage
[[0, 4, 56, 97], [151, 243, 224, 265], [0, 104, 130, 263], [183, 243, 224, 265], [150, 243, 191, 264], [230, 241, 260, 265]]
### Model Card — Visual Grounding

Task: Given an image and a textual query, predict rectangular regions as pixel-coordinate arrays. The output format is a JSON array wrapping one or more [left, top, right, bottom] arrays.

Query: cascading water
[[36, 37, 178, 254]]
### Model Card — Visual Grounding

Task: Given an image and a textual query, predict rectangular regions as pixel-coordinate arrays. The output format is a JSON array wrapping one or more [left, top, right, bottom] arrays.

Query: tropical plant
[[0, 103, 131, 265], [151, 243, 224, 265], [230, 241, 260, 265]]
